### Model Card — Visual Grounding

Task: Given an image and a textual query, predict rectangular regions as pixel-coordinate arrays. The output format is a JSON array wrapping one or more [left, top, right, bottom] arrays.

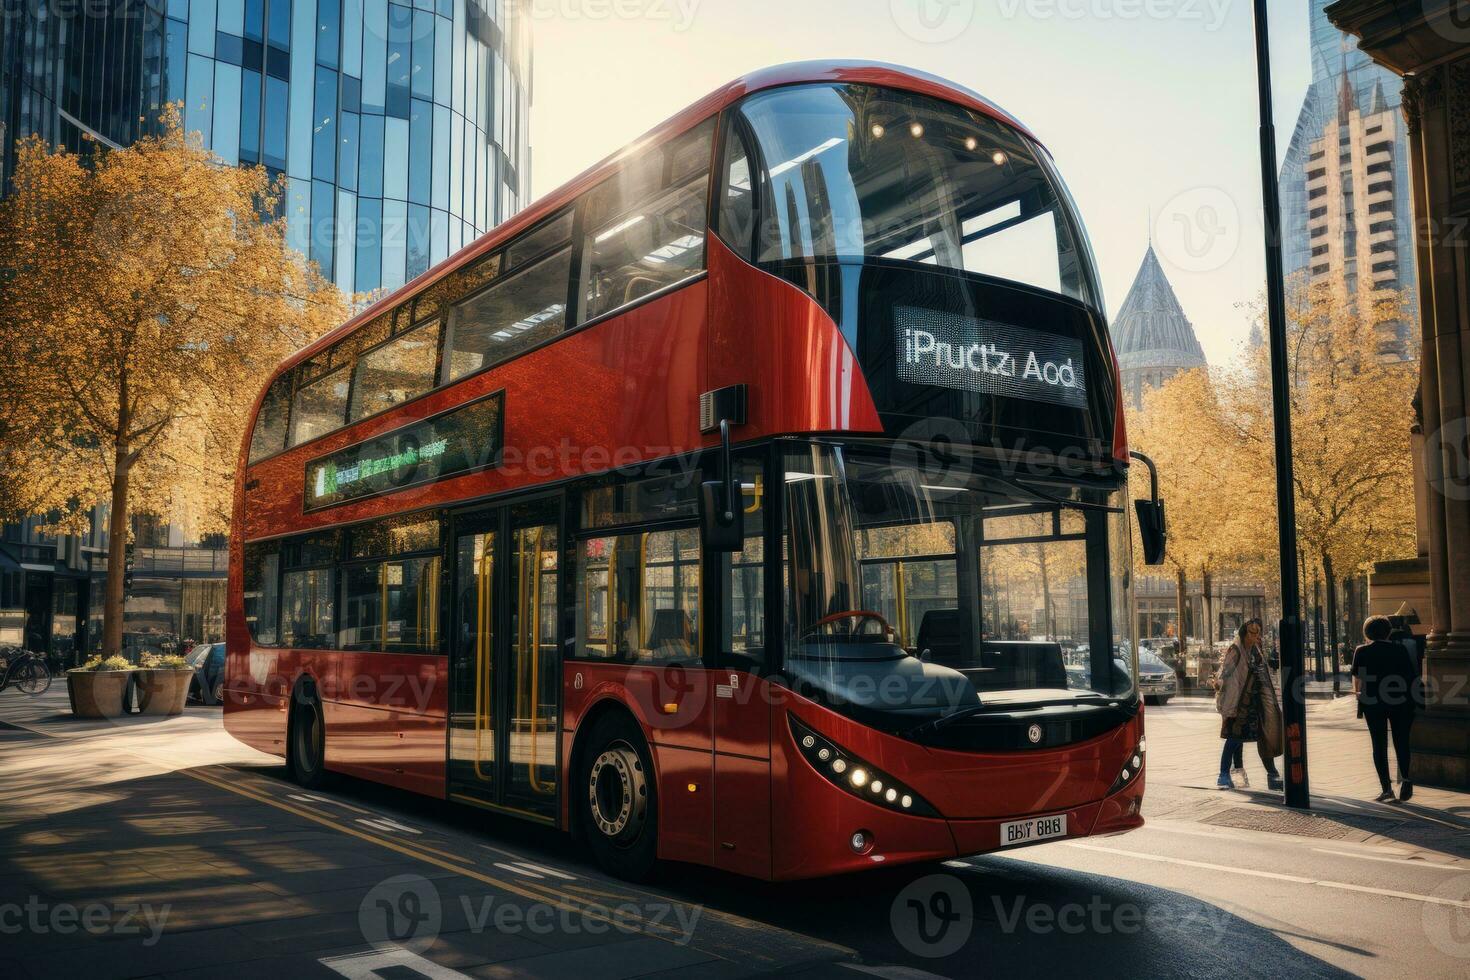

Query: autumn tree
[[0, 109, 352, 657], [1226, 280, 1418, 660], [1130, 367, 1265, 666]]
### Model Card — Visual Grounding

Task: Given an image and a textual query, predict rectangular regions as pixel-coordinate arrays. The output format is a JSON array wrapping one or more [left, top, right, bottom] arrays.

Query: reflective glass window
[[362, 0, 388, 113], [248, 373, 293, 462], [576, 529, 700, 665], [385, 116, 409, 199], [264, 76, 288, 169], [576, 119, 713, 323], [444, 238, 571, 381], [408, 204, 431, 279], [242, 542, 280, 645], [211, 63, 241, 165], [411, 8, 434, 99], [357, 197, 383, 293], [409, 98, 431, 204], [313, 66, 338, 183], [360, 113, 385, 196], [185, 54, 215, 143], [281, 568, 334, 648], [386, 3, 412, 117], [339, 110, 360, 192], [349, 320, 440, 421], [317, 0, 340, 69], [289, 364, 350, 445], [241, 68, 262, 163]]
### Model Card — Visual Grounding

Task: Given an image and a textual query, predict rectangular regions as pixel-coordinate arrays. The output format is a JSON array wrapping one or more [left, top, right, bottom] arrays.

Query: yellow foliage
[[0, 107, 354, 652]]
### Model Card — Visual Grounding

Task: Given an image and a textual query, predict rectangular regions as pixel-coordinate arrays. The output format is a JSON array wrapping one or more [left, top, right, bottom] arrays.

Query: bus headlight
[[789, 715, 938, 818], [1108, 733, 1146, 795]]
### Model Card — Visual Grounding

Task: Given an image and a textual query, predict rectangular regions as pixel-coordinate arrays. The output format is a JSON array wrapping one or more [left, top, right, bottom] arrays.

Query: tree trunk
[[1175, 565, 1189, 677], [1201, 569, 1215, 649], [1324, 554, 1340, 688], [102, 383, 132, 658]]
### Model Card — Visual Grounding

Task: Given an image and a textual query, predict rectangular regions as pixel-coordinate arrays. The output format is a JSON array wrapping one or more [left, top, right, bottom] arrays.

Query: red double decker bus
[[226, 61, 1164, 882]]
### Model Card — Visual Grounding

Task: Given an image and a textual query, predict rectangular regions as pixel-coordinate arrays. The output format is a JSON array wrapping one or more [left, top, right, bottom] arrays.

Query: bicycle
[[0, 647, 53, 696]]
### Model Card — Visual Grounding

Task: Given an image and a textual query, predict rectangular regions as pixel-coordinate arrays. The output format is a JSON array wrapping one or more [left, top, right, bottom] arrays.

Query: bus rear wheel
[[290, 689, 326, 789], [579, 713, 657, 881]]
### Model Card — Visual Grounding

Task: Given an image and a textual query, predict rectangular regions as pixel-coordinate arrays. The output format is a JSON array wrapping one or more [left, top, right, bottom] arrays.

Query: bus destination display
[[895, 306, 1087, 409], [304, 392, 504, 511]]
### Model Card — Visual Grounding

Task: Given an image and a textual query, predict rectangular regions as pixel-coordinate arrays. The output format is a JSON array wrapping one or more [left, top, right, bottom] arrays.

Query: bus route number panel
[[303, 391, 505, 512], [895, 306, 1088, 410]]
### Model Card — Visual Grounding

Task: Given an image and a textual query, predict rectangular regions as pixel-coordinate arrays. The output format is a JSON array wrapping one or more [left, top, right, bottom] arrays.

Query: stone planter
[[66, 669, 133, 719], [134, 669, 193, 716]]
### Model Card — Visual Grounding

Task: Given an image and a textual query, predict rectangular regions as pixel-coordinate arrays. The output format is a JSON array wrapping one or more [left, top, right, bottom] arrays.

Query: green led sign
[[304, 392, 503, 511]]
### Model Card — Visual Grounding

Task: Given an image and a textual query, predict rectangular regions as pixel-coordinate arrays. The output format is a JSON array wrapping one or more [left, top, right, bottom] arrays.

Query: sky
[[523, 0, 1318, 367]]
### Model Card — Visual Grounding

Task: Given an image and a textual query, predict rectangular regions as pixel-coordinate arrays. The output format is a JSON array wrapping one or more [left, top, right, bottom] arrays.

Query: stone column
[[1325, 0, 1470, 787]]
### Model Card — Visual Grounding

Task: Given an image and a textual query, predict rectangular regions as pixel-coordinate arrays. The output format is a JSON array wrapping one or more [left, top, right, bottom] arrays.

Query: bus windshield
[[730, 82, 1094, 305], [782, 442, 1136, 729]]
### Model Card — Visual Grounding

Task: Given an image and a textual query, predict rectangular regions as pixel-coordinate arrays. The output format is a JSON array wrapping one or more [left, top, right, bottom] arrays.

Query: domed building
[[1113, 246, 1208, 409]]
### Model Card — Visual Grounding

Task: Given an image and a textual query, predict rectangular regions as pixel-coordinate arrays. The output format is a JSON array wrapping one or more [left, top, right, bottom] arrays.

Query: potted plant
[[135, 653, 193, 716], [66, 656, 135, 719]]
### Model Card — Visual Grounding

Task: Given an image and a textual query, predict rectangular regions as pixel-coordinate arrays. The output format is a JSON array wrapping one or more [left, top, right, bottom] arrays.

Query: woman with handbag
[[1213, 618, 1284, 791]]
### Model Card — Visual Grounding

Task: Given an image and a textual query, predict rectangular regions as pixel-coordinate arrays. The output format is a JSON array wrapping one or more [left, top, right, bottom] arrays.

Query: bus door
[[448, 497, 561, 822], [710, 455, 772, 877]]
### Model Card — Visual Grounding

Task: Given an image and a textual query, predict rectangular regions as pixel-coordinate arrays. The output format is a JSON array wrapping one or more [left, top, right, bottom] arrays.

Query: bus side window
[[719, 458, 766, 673], [575, 529, 701, 667], [716, 122, 756, 262], [243, 542, 281, 646]]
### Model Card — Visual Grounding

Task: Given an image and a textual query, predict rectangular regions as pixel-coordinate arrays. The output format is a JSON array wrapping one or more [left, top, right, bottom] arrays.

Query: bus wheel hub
[[589, 744, 646, 840]]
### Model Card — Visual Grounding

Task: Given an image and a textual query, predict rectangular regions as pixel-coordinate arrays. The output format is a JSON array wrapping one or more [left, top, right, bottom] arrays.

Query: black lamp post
[[1251, 0, 1310, 808]]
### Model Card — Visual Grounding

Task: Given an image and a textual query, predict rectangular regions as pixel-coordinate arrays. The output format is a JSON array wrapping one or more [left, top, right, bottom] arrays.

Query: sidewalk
[[1142, 694, 1470, 862]]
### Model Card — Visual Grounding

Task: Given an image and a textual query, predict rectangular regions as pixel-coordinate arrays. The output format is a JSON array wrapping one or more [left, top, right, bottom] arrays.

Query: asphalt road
[[1, 693, 1467, 979]]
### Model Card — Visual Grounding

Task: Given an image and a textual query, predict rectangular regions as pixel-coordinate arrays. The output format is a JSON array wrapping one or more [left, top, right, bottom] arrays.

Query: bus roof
[[276, 61, 1039, 377]]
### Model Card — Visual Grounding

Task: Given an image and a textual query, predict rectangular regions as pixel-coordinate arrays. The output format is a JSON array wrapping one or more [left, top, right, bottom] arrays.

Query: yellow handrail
[[523, 526, 553, 795], [473, 539, 494, 782]]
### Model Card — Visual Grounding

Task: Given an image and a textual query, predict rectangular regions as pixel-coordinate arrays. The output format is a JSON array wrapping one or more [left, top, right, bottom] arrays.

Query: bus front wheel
[[579, 712, 657, 881], [290, 689, 326, 789]]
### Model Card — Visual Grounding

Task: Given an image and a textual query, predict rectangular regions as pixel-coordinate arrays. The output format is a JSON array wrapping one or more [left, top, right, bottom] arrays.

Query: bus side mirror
[[1129, 450, 1167, 566], [698, 385, 747, 554], [1135, 498, 1167, 566], [701, 480, 744, 553]]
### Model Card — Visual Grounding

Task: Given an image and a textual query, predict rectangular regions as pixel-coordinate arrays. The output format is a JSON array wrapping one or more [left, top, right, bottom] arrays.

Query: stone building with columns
[[1327, 0, 1470, 789]]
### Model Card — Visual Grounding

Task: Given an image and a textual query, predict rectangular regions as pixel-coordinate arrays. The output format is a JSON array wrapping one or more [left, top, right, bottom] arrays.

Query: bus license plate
[[1000, 814, 1068, 847]]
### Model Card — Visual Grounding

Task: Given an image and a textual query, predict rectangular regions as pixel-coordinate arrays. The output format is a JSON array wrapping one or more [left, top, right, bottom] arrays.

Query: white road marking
[[843, 964, 952, 980], [356, 816, 421, 835], [320, 947, 471, 979], [494, 861, 545, 879], [1311, 847, 1468, 870], [511, 861, 576, 880], [1063, 842, 1470, 909]]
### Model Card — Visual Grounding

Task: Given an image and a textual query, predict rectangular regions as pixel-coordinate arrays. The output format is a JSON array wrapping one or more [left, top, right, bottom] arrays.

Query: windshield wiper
[[987, 473, 1120, 514], [903, 694, 1114, 738]]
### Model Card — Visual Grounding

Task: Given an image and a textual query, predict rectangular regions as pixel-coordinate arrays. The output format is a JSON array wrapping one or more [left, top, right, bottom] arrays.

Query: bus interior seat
[[646, 608, 694, 661], [917, 609, 964, 663]]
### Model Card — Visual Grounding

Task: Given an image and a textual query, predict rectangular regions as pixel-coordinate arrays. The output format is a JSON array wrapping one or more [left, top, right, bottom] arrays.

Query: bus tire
[[289, 686, 326, 789], [579, 712, 657, 881]]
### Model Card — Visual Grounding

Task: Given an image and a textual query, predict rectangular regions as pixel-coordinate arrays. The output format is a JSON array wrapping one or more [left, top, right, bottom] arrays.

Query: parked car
[[1137, 649, 1177, 705], [185, 642, 226, 705]]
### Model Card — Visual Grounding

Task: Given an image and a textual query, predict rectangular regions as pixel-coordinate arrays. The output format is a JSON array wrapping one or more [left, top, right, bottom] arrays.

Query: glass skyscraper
[[2, 0, 531, 294], [1279, 0, 1416, 351], [0, 0, 531, 660]]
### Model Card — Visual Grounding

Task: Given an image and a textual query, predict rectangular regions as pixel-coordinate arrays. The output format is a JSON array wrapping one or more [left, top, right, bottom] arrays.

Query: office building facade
[[0, 0, 531, 659]]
